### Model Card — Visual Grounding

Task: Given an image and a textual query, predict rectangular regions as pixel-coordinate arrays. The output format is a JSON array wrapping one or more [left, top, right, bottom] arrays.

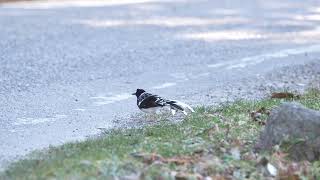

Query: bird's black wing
[[138, 93, 167, 109]]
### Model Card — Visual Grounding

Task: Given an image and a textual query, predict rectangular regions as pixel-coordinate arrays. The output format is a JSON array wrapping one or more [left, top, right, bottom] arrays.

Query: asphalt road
[[0, 0, 320, 167]]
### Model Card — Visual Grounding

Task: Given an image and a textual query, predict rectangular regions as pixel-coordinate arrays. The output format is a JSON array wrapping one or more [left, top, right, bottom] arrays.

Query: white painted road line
[[207, 44, 320, 70]]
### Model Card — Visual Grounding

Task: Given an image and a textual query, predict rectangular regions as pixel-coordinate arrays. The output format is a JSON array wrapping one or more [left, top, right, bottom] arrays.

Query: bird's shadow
[[96, 111, 187, 135]]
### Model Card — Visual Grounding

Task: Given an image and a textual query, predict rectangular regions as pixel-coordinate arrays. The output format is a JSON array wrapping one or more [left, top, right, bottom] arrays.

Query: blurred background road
[[0, 0, 320, 166]]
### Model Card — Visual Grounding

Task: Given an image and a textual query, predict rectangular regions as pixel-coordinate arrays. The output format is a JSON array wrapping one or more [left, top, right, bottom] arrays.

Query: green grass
[[1, 89, 320, 180]]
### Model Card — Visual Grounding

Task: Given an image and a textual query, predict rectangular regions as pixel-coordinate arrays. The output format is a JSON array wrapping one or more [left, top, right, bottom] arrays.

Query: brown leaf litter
[[250, 107, 271, 125], [271, 92, 300, 99]]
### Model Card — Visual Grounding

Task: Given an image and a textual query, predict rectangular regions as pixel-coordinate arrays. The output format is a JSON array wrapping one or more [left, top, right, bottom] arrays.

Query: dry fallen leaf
[[175, 172, 203, 180], [164, 156, 196, 165], [272, 151, 289, 168], [131, 152, 198, 166], [271, 92, 295, 99], [202, 124, 220, 136], [242, 151, 257, 161], [250, 107, 270, 125], [210, 175, 229, 180], [130, 152, 163, 164]]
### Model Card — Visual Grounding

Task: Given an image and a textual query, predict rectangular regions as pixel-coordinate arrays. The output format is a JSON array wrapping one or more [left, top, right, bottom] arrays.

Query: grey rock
[[255, 102, 320, 161]]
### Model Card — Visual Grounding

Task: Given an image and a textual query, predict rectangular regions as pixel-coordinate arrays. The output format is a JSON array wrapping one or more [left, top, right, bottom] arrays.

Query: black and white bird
[[132, 89, 194, 115]]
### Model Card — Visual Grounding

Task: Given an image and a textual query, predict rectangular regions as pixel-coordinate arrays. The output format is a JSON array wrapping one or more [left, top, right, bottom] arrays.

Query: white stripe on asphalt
[[207, 44, 320, 70], [152, 82, 177, 89]]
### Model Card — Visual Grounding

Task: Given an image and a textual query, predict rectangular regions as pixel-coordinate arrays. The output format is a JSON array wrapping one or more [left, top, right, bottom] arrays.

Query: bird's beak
[[131, 92, 136, 95]]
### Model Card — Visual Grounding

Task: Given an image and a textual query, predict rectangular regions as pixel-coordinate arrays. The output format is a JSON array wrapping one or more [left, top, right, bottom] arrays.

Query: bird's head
[[132, 89, 145, 97]]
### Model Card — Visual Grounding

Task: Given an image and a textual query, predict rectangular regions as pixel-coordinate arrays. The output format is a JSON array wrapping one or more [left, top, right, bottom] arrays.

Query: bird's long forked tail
[[167, 100, 195, 115]]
